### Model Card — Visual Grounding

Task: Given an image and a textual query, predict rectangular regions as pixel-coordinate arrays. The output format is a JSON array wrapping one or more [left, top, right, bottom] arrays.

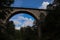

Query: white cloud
[[18, 16, 34, 27], [10, 15, 34, 30], [14, 20, 21, 25], [39, 1, 49, 9], [15, 27, 20, 30], [18, 16, 29, 21], [11, 20, 22, 30], [21, 18, 34, 27]]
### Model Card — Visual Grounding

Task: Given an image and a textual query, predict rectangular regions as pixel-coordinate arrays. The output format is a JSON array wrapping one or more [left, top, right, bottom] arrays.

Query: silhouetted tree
[[0, 0, 14, 19], [6, 21, 15, 35], [42, 0, 60, 40], [18, 26, 38, 40], [0, 0, 14, 7], [2, 21, 15, 40]]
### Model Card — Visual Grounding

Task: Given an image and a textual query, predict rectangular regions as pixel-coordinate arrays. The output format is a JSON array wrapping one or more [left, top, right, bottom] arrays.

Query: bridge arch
[[6, 11, 39, 22], [2, 7, 47, 23]]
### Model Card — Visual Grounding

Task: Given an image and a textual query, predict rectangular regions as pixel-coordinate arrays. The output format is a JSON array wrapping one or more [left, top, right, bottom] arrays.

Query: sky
[[11, 0, 53, 9], [9, 14, 35, 30], [10, 0, 54, 30]]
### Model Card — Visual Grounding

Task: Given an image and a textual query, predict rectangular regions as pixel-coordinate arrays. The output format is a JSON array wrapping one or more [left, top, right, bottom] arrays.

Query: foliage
[[0, 20, 39, 40], [0, 0, 14, 19], [15, 26, 38, 40], [0, 0, 14, 7], [0, 21, 15, 40], [41, 1, 60, 40]]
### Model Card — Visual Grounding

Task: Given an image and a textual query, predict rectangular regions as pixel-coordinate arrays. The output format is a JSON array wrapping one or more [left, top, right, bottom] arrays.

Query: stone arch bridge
[[0, 7, 50, 40], [0, 7, 48, 24]]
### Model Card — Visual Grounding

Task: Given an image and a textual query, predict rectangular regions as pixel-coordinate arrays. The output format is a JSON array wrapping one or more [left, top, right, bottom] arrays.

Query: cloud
[[10, 15, 34, 30], [18, 16, 30, 21], [39, 1, 49, 9], [15, 27, 20, 30], [14, 20, 21, 25], [18, 16, 34, 27], [21, 18, 34, 27], [10, 19, 22, 30]]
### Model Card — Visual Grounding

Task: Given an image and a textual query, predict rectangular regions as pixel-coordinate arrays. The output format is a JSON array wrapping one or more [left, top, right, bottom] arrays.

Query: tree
[[41, 1, 60, 40], [5, 21, 16, 40], [6, 21, 15, 35], [0, 0, 14, 20], [0, 0, 14, 7]]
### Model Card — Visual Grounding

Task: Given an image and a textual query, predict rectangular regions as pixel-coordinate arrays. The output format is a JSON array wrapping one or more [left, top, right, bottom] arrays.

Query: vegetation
[[41, 0, 60, 40], [0, 0, 14, 7], [0, 0, 14, 20], [0, 0, 39, 40], [0, 0, 60, 40], [0, 20, 38, 40], [14, 26, 38, 40]]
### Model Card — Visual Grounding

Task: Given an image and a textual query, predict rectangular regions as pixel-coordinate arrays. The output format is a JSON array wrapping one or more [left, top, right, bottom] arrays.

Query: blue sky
[[9, 13, 35, 30], [11, 0, 53, 8], [10, 0, 53, 30]]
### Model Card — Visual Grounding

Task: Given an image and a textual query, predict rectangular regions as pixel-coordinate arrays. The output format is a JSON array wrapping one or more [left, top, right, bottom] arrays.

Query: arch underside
[[2, 7, 47, 23], [7, 11, 38, 21]]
